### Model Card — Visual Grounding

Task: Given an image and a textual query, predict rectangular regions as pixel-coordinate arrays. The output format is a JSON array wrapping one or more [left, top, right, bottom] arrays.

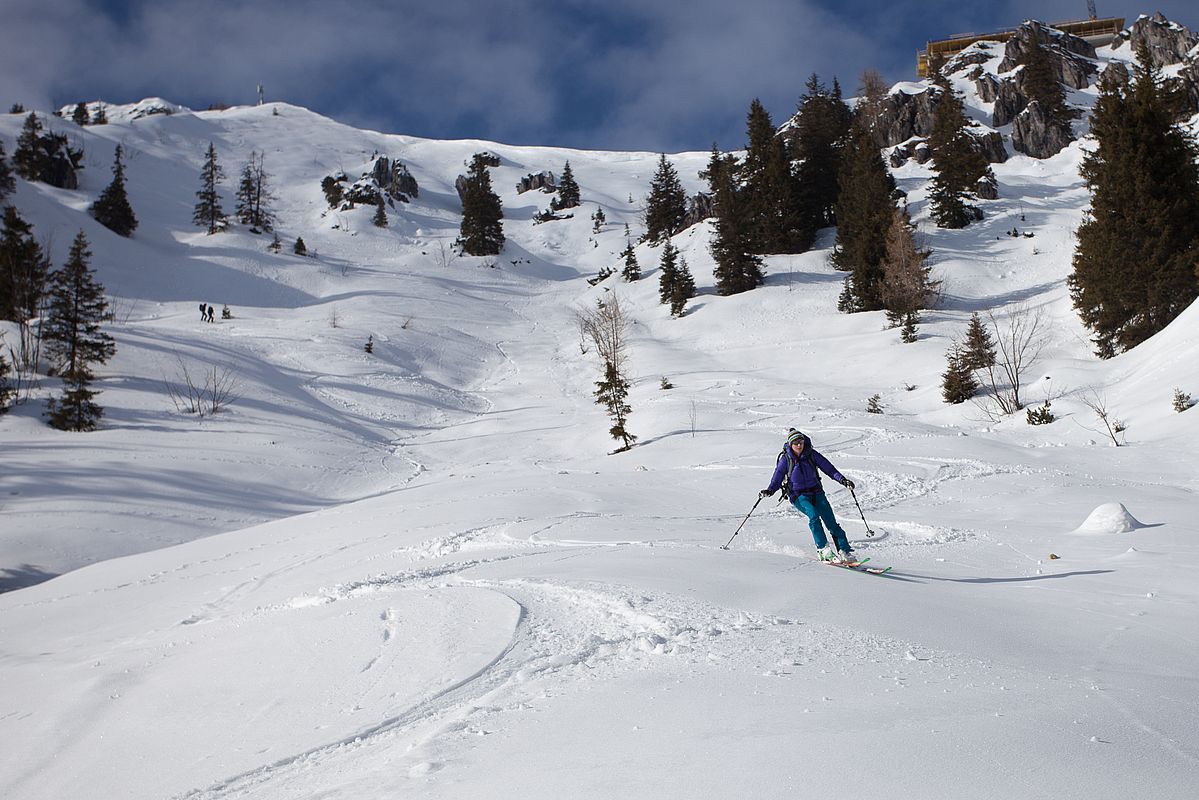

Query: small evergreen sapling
[[1172, 388, 1194, 413], [1026, 400, 1055, 425], [941, 343, 979, 404], [866, 394, 885, 414], [619, 241, 641, 281], [293, 237, 307, 256], [364, 335, 374, 354], [372, 198, 388, 228]]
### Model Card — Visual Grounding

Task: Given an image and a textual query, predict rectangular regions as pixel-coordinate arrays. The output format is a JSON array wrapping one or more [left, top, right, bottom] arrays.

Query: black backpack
[[775, 430, 814, 502]]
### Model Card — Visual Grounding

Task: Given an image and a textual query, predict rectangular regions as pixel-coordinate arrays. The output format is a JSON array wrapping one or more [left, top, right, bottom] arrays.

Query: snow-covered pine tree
[[90, 144, 138, 238], [456, 153, 505, 256], [193, 143, 228, 234], [669, 255, 696, 317], [643, 155, 687, 244], [620, 241, 641, 281], [43, 231, 115, 431], [553, 161, 580, 210]]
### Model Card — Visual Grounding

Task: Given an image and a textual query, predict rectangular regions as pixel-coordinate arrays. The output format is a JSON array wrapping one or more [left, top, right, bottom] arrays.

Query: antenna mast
[[257, 84, 264, 106]]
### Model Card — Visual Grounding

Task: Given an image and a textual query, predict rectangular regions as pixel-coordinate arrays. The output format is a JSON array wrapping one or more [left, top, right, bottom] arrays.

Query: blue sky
[[2, 1, 1196, 153]]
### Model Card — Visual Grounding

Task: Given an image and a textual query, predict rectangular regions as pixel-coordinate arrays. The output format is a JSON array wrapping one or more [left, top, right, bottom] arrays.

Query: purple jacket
[[765, 432, 844, 498]]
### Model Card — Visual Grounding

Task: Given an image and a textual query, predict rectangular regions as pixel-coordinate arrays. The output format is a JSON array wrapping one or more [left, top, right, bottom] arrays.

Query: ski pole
[[848, 486, 875, 538], [720, 495, 763, 550]]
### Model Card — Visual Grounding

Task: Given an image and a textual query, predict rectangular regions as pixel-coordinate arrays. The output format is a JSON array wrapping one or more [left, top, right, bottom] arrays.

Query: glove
[[840, 478, 855, 490], [759, 488, 775, 498]]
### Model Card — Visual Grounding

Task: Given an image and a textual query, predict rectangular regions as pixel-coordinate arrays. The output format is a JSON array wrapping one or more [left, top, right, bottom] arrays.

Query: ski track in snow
[[177, 540, 1007, 799]]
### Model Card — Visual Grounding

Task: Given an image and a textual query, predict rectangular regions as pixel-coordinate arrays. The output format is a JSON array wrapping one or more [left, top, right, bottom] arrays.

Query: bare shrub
[[972, 305, 1050, 419], [165, 356, 242, 417]]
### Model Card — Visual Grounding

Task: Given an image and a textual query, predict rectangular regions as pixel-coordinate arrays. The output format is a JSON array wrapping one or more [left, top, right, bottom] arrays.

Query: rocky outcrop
[[888, 138, 932, 168], [1011, 101, 1075, 159], [973, 130, 1008, 163], [681, 192, 714, 228], [517, 171, 555, 194], [945, 44, 997, 75], [975, 174, 999, 200], [370, 157, 419, 201], [997, 21, 1097, 90], [874, 86, 941, 147], [989, 77, 1027, 128], [1112, 12, 1199, 68]]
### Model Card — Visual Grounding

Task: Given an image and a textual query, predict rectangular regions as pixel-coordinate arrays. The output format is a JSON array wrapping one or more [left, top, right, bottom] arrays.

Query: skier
[[760, 429, 858, 563]]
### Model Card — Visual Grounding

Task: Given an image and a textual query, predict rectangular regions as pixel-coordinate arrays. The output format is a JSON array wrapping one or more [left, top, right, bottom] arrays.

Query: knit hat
[[787, 429, 806, 446]]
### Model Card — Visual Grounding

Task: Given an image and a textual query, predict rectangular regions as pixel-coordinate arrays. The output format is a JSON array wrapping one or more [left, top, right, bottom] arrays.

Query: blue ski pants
[[792, 492, 851, 552]]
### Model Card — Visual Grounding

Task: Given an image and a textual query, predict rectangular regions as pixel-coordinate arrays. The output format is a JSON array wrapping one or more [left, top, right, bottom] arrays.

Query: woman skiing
[[761, 429, 858, 562]]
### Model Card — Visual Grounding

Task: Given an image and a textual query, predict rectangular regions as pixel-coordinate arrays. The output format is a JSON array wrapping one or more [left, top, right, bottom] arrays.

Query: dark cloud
[[2, 1, 1196, 152]]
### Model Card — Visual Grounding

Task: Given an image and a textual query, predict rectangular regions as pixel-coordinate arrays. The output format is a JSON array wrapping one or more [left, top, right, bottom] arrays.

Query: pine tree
[[91, 103, 107, 125], [658, 241, 680, 305], [832, 115, 896, 311], [962, 312, 996, 370], [941, 343, 979, 404], [669, 255, 696, 317], [742, 99, 808, 253], [234, 151, 274, 232], [1019, 36, 1076, 127], [0, 206, 49, 323], [0, 142, 14, 202], [293, 236, 307, 256], [620, 241, 641, 281], [708, 145, 764, 295], [456, 153, 505, 256], [791, 75, 852, 231], [13, 113, 44, 181], [591, 206, 606, 233], [71, 103, 89, 126], [43, 231, 114, 431], [372, 198, 388, 227], [643, 154, 687, 243], [90, 144, 138, 237], [193, 143, 228, 234], [928, 87, 993, 228], [595, 360, 636, 451], [879, 207, 936, 317], [1069, 46, 1199, 357], [553, 160, 580, 210]]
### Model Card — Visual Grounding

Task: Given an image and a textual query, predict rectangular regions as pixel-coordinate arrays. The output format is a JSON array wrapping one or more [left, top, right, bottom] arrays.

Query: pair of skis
[[821, 556, 891, 575]]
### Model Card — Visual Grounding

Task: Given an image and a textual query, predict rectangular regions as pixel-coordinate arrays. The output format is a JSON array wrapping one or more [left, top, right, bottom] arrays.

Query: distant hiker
[[199, 302, 207, 321], [760, 428, 858, 563], [205, 304, 215, 323]]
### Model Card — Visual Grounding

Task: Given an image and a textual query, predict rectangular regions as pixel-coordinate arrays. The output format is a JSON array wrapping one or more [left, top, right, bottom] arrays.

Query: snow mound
[[1072, 502, 1144, 534]]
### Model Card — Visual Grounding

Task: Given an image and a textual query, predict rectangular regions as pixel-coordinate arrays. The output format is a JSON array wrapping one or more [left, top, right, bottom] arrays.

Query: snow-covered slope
[[1, 70, 1197, 800]]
